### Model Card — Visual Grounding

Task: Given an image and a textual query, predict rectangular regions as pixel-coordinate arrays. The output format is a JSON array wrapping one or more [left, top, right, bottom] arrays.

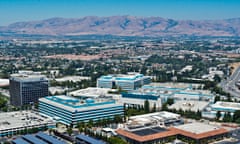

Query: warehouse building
[[0, 111, 55, 137], [202, 101, 240, 119]]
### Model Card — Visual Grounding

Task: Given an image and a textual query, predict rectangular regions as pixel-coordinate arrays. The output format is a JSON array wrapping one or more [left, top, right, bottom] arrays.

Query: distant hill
[[1, 16, 240, 37]]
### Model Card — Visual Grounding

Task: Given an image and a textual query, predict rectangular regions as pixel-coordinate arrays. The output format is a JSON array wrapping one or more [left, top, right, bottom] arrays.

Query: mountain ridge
[[1, 16, 240, 37]]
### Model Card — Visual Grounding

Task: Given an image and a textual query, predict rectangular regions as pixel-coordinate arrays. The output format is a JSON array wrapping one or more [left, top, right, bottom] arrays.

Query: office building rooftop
[[125, 112, 181, 130], [129, 111, 180, 121], [10, 73, 47, 82], [0, 111, 54, 131], [99, 72, 147, 81], [168, 100, 210, 112], [211, 101, 240, 111], [39, 95, 120, 112], [69, 87, 115, 98], [117, 122, 228, 143], [174, 122, 222, 134]]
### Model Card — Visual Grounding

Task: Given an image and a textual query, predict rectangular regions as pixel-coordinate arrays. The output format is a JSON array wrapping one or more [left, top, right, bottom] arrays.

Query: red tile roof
[[169, 127, 228, 140], [116, 126, 228, 142], [116, 128, 177, 142]]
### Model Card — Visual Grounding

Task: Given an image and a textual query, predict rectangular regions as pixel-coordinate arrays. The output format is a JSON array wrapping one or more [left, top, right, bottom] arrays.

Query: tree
[[0, 95, 7, 109], [216, 111, 221, 120], [196, 110, 201, 119], [114, 115, 122, 123], [48, 129, 54, 135], [233, 110, 240, 123], [67, 127, 73, 136], [222, 112, 232, 122], [144, 100, 150, 113], [108, 136, 128, 144], [214, 96, 221, 103], [103, 118, 108, 127], [152, 103, 156, 112], [162, 103, 168, 111], [213, 74, 221, 83], [166, 98, 174, 105], [87, 119, 94, 128]]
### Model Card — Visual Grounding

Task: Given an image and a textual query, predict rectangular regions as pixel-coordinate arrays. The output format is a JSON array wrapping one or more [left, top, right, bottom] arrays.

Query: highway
[[220, 66, 240, 98]]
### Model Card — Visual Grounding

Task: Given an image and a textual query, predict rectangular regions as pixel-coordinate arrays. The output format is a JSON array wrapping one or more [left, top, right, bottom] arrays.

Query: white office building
[[97, 72, 151, 91]]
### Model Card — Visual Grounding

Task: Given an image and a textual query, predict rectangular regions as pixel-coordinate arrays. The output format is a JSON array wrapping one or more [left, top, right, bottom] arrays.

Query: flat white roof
[[212, 101, 240, 110], [69, 87, 112, 98], [10, 73, 48, 81], [49, 86, 66, 94], [99, 72, 148, 81], [0, 111, 54, 131], [146, 82, 191, 89], [55, 76, 90, 82], [0, 79, 9, 86], [169, 100, 210, 112], [174, 122, 221, 134], [130, 111, 180, 120], [39, 95, 122, 112]]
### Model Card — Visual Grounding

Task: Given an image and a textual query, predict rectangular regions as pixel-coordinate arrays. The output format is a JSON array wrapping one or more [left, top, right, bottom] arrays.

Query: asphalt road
[[220, 67, 240, 98]]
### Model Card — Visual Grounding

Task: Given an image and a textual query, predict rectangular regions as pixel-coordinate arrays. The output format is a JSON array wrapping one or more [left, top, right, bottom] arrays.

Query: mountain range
[[1, 16, 240, 37]]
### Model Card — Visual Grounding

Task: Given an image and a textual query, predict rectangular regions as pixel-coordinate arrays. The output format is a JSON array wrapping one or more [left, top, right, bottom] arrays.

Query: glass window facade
[[39, 96, 124, 126], [10, 76, 49, 107]]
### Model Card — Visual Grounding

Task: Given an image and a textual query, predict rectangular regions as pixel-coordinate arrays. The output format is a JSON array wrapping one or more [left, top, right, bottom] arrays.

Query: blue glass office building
[[97, 73, 151, 91], [10, 73, 49, 107], [39, 95, 124, 126]]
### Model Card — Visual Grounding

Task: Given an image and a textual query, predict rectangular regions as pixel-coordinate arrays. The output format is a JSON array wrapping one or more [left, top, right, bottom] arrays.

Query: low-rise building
[[69, 87, 117, 98], [39, 95, 124, 126], [202, 101, 240, 119], [139, 83, 213, 103], [117, 121, 228, 144], [0, 111, 55, 137], [97, 72, 151, 91], [168, 100, 210, 112], [126, 111, 183, 129], [211, 101, 240, 113], [121, 92, 162, 110], [12, 132, 66, 144], [54, 76, 90, 83], [120, 83, 213, 109], [0, 79, 9, 87]]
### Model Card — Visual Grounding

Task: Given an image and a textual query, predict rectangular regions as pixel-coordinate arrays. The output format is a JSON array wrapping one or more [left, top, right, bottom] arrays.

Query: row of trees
[[0, 93, 7, 109], [216, 110, 240, 123], [162, 96, 240, 124], [125, 100, 157, 117], [64, 115, 127, 144], [75, 115, 123, 133], [81, 126, 127, 144], [163, 107, 202, 120], [162, 99, 202, 120]]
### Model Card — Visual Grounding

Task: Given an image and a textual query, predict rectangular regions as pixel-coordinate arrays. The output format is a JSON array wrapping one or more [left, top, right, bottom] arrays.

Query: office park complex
[[1, 37, 240, 144]]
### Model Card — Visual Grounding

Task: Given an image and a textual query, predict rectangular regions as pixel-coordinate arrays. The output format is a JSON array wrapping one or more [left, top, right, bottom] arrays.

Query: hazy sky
[[0, 0, 240, 26]]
